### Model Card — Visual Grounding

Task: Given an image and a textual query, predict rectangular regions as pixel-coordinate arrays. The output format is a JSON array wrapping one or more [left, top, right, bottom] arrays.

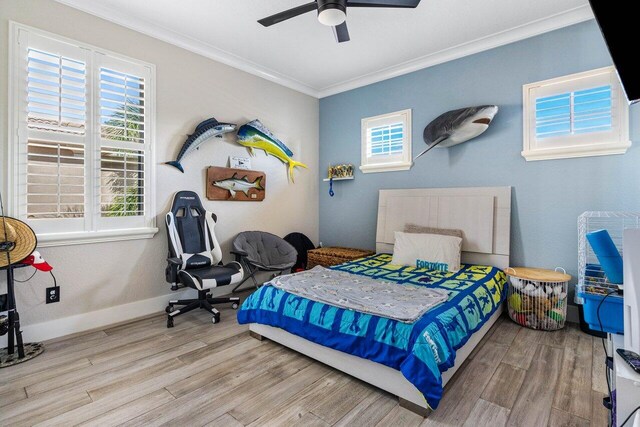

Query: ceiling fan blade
[[347, 0, 421, 7], [258, 2, 318, 27], [333, 21, 350, 43]]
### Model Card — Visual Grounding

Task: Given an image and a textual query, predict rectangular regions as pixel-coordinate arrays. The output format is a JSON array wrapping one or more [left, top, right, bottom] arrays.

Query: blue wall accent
[[319, 21, 640, 296]]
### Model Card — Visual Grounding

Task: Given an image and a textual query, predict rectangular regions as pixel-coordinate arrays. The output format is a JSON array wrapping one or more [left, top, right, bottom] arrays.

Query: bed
[[238, 186, 511, 416]]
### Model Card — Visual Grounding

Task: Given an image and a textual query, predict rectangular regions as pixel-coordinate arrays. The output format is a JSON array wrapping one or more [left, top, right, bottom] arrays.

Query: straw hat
[[0, 217, 37, 268]]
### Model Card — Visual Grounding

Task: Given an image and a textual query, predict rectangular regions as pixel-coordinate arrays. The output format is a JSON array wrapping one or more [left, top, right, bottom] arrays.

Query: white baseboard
[[0, 288, 200, 346]]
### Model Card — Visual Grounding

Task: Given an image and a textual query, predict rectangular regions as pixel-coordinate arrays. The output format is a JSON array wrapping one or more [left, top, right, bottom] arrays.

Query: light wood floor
[[0, 303, 610, 427]]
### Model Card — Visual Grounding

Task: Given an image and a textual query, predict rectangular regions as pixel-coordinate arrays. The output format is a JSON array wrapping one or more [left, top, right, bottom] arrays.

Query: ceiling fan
[[257, 0, 422, 43]]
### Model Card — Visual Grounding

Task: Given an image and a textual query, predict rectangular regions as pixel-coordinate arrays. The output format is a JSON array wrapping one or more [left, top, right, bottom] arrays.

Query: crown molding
[[53, 0, 320, 97], [317, 5, 595, 97], [54, 1, 593, 99]]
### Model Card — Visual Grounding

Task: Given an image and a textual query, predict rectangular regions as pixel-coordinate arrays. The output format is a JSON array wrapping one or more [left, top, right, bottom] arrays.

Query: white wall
[[0, 0, 319, 341]]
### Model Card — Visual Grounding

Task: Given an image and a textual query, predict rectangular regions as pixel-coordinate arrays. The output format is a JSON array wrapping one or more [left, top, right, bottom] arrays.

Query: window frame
[[522, 66, 630, 161], [360, 109, 412, 173], [8, 22, 157, 247]]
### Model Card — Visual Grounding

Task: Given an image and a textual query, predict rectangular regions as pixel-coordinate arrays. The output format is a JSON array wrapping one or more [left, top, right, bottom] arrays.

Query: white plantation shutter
[[27, 48, 86, 135], [11, 24, 156, 244], [523, 67, 630, 161], [16, 31, 91, 235], [100, 147, 145, 217], [534, 85, 613, 139], [99, 67, 146, 144], [95, 54, 152, 230], [27, 140, 85, 219], [368, 122, 404, 157]]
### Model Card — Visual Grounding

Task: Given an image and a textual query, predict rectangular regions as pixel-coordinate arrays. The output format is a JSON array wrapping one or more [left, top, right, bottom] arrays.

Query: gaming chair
[[164, 191, 243, 327]]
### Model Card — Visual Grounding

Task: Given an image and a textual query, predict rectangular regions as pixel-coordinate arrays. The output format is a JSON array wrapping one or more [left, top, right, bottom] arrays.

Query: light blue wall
[[319, 21, 640, 297]]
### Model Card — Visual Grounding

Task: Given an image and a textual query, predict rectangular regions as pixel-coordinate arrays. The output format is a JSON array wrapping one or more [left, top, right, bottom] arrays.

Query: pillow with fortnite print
[[392, 231, 462, 272]]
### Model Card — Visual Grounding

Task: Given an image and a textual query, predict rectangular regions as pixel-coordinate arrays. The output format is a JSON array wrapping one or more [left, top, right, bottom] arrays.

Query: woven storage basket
[[307, 247, 375, 269], [504, 267, 570, 330]]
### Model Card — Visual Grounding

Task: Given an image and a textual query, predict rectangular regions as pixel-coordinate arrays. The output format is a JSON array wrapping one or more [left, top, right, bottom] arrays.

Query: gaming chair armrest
[[165, 257, 183, 287]]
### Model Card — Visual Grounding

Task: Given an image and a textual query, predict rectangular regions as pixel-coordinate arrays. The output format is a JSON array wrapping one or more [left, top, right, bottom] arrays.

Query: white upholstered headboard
[[376, 187, 511, 269]]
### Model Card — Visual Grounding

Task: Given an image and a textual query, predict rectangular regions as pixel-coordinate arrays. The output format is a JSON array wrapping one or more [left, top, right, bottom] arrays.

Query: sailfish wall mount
[[415, 105, 498, 160], [236, 119, 307, 182]]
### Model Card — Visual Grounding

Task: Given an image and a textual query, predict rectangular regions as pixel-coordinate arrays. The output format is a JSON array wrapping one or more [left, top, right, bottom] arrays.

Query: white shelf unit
[[611, 334, 640, 426], [322, 176, 354, 182]]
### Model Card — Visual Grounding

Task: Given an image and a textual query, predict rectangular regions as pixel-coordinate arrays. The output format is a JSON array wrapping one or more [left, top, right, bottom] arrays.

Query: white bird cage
[[576, 211, 640, 303]]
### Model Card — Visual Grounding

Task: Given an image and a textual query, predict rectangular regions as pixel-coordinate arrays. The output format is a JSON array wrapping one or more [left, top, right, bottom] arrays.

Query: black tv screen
[[589, 1, 639, 104]]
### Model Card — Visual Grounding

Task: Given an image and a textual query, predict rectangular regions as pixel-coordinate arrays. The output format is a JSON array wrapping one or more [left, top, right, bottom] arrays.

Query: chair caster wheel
[[212, 314, 220, 324], [165, 305, 174, 313], [231, 302, 239, 310], [167, 317, 174, 328]]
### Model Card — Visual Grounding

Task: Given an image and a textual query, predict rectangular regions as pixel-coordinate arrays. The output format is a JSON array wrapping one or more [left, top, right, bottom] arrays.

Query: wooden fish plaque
[[206, 166, 266, 201]]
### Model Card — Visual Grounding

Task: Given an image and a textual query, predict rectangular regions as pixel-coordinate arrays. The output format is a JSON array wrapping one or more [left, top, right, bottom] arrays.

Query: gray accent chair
[[231, 231, 298, 292]]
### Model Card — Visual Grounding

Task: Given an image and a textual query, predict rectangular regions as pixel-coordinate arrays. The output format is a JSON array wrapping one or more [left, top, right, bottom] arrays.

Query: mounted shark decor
[[414, 105, 498, 161], [236, 119, 307, 182], [166, 117, 237, 173]]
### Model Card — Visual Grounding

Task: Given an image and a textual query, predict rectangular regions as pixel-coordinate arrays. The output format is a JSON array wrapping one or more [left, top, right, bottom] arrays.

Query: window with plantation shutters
[[522, 67, 630, 161], [10, 23, 157, 246], [360, 109, 412, 173]]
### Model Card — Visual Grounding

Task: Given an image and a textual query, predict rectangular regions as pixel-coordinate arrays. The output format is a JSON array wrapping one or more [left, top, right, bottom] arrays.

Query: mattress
[[237, 253, 507, 409]]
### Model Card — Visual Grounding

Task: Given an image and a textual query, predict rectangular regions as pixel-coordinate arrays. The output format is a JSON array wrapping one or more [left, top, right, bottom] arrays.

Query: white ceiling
[[56, 0, 593, 97]]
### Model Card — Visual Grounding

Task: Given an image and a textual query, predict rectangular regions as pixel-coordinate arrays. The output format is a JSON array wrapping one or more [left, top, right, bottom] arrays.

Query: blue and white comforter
[[237, 253, 507, 409]]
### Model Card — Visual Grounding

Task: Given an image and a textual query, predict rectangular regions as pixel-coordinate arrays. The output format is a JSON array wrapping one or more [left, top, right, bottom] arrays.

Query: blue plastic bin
[[578, 292, 623, 334]]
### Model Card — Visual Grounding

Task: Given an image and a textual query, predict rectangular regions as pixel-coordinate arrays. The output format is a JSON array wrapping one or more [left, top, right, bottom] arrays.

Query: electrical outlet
[[46, 286, 60, 304]]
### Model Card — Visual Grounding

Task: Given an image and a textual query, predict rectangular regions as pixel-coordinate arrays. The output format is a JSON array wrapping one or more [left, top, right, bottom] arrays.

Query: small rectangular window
[[523, 67, 630, 161], [361, 109, 412, 173]]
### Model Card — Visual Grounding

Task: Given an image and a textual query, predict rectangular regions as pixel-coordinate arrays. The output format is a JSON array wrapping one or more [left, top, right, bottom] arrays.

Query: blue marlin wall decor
[[414, 105, 498, 161], [166, 117, 237, 173]]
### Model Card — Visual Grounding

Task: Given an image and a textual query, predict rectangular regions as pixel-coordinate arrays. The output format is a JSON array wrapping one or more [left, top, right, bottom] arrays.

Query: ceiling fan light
[[318, 8, 346, 26]]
